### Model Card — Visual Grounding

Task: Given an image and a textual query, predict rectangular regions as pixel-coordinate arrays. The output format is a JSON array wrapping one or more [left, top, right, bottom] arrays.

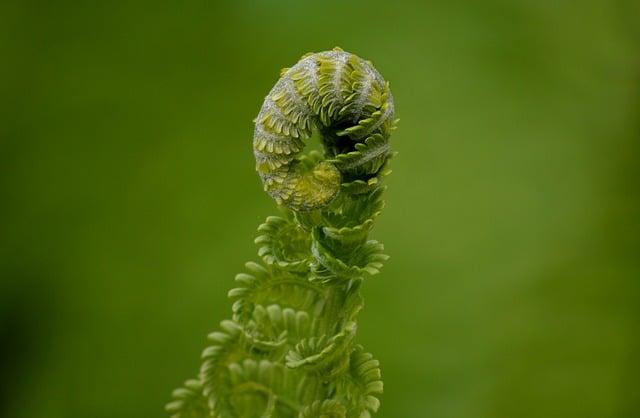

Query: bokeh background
[[1, 1, 639, 417]]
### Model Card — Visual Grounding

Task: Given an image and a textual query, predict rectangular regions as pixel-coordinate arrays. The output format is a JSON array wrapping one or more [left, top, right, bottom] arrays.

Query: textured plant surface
[[167, 47, 397, 418]]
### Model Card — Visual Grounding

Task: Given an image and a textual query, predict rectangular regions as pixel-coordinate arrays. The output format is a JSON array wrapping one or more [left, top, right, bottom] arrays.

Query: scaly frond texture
[[168, 47, 397, 418]]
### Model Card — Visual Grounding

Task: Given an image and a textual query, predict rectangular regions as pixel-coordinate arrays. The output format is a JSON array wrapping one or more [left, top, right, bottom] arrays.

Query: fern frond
[[310, 229, 389, 284], [255, 216, 311, 272], [168, 48, 397, 418], [166, 379, 209, 418], [286, 321, 356, 374], [340, 347, 384, 418], [299, 399, 347, 418], [329, 134, 390, 176], [228, 262, 325, 324]]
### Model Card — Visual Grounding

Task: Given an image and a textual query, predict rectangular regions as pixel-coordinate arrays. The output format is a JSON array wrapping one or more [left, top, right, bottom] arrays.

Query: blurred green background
[[1, 0, 639, 417]]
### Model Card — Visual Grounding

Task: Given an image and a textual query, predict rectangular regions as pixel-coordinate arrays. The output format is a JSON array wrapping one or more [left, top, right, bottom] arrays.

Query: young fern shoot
[[167, 47, 397, 418]]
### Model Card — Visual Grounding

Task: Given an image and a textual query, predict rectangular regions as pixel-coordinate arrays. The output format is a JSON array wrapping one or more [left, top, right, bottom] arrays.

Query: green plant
[[167, 47, 397, 418]]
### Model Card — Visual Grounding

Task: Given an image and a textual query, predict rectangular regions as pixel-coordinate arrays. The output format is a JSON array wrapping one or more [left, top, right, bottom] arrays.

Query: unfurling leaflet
[[167, 47, 398, 418]]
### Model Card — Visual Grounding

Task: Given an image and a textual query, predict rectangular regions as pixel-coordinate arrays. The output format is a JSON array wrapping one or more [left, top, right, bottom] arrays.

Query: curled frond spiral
[[168, 48, 397, 418], [254, 47, 396, 211]]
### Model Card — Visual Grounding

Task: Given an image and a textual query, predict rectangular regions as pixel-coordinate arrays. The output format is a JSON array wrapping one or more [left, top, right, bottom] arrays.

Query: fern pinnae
[[168, 47, 397, 418]]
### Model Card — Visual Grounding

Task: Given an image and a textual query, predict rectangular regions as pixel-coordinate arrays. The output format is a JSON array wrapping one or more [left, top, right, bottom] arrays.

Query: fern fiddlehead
[[167, 47, 397, 418]]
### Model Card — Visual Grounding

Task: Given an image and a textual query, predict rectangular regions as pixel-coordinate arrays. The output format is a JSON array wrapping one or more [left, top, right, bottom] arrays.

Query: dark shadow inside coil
[[300, 124, 380, 185], [320, 120, 358, 158]]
